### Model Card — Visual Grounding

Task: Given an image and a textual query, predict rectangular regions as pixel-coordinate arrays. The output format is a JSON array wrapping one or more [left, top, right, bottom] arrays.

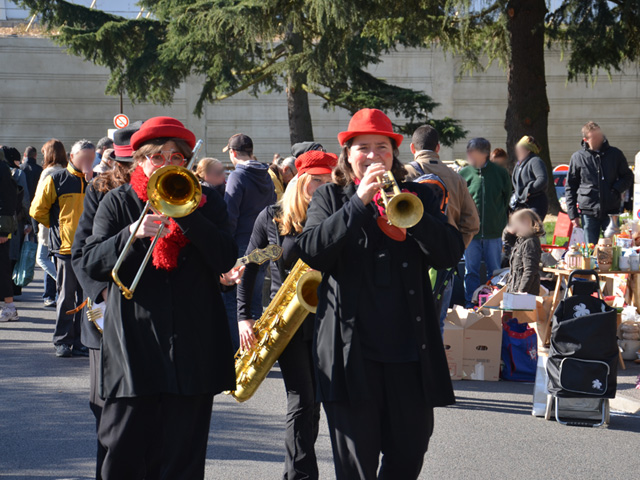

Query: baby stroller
[[544, 270, 618, 427]]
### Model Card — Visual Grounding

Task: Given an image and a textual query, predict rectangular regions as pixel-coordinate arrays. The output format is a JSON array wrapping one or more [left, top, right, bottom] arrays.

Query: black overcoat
[[296, 182, 464, 406], [81, 184, 237, 399]]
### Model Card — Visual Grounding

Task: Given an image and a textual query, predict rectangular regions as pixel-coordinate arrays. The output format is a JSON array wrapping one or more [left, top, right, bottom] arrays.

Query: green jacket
[[459, 160, 511, 240]]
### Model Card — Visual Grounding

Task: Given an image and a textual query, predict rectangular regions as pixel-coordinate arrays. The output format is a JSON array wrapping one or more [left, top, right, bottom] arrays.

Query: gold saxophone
[[227, 258, 322, 402]]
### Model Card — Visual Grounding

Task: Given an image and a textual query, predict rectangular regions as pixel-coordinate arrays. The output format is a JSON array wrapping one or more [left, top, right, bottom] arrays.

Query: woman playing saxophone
[[237, 150, 337, 480]]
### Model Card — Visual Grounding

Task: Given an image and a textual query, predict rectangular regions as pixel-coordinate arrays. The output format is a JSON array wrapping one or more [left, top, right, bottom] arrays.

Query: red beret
[[295, 150, 338, 176], [130, 116, 196, 151], [337, 108, 404, 147]]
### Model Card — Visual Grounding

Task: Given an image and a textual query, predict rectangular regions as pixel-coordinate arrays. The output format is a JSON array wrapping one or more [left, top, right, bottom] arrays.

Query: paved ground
[[2, 272, 640, 480]]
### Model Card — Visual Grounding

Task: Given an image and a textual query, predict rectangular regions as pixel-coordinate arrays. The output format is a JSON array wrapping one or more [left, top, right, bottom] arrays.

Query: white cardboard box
[[503, 292, 537, 311]]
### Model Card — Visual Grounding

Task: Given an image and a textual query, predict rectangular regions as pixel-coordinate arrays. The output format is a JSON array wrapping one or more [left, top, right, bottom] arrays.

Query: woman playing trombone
[[296, 109, 465, 480], [80, 117, 237, 479]]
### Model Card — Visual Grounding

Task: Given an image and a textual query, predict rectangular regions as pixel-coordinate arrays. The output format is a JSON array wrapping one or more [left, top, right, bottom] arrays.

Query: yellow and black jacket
[[30, 163, 86, 256]]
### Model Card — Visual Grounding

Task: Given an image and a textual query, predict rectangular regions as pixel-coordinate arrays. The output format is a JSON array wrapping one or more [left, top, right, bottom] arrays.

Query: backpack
[[501, 317, 538, 382], [409, 161, 449, 214]]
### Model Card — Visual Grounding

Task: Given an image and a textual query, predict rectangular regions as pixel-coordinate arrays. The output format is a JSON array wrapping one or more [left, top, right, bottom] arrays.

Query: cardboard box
[[503, 292, 537, 311], [447, 306, 503, 381], [443, 315, 464, 380]]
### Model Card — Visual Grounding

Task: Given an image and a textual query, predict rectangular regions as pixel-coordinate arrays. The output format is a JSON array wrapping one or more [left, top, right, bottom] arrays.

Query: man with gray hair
[[93, 136, 114, 169], [30, 139, 95, 357], [459, 138, 511, 307]]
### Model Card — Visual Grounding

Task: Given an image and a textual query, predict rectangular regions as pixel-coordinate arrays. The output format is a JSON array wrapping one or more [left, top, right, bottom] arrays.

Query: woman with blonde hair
[[237, 150, 337, 480], [195, 157, 226, 197]]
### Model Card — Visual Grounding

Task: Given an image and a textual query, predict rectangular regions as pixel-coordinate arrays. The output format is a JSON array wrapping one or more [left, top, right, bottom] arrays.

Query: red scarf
[[130, 166, 206, 271]]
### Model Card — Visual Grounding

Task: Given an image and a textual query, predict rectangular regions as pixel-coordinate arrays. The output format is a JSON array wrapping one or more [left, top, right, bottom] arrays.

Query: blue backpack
[[409, 161, 449, 214], [501, 318, 538, 382]]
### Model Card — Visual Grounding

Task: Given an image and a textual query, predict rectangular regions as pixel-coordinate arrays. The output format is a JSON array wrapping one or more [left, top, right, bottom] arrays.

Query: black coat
[[512, 153, 548, 205], [71, 183, 107, 350], [237, 205, 314, 339], [0, 160, 18, 237], [505, 235, 541, 295], [80, 184, 238, 398], [565, 139, 633, 220], [20, 158, 43, 203], [296, 182, 464, 406]]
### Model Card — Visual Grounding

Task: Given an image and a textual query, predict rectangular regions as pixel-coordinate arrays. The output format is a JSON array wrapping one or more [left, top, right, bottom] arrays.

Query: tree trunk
[[285, 31, 314, 145], [505, 0, 560, 216]]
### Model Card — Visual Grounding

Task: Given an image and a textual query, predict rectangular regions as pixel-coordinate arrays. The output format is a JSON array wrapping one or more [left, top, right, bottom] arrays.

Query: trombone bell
[[149, 165, 202, 219]]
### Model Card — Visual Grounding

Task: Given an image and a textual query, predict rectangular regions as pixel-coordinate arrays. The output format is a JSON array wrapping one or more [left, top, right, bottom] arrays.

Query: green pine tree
[[18, 0, 467, 146]]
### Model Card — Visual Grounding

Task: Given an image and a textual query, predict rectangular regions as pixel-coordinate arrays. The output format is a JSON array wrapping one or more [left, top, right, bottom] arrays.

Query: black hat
[[222, 133, 253, 154], [1, 146, 21, 167], [113, 121, 143, 162], [291, 141, 325, 158]]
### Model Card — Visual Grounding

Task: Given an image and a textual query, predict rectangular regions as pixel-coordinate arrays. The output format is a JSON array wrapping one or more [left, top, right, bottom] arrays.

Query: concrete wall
[[1, 36, 639, 165]]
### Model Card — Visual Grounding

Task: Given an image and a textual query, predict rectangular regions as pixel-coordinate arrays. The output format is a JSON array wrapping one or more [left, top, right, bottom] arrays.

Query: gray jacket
[[512, 154, 548, 204]]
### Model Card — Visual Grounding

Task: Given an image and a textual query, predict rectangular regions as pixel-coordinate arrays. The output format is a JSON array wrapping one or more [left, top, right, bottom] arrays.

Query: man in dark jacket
[[21, 146, 43, 204], [459, 138, 511, 307], [222, 133, 276, 347], [565, 121, 633, 245], [0, 154, 19, 322]]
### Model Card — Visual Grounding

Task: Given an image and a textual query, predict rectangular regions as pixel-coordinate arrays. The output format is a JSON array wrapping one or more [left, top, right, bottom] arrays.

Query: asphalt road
[[1, 272, 640, 480]]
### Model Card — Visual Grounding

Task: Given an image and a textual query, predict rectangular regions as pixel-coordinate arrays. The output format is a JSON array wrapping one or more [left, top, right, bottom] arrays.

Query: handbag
[[501, 317, 538, 382], [12, 234, 38, 287]]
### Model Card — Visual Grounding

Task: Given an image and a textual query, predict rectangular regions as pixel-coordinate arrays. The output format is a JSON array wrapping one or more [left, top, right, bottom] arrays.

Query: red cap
[[295, 150, 338, 176], [130, 116, 196, 150], [337, 108, 404, 147]]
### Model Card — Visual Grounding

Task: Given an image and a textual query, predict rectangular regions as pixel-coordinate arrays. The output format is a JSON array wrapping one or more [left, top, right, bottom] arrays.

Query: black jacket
[[505, 234, 541, 295], [296, 182, 464, 406], [20, 158, 43, 203], [237, 205, 314, 339], [71, 183, 107, 350], [80, 184, 238, 398], [565, 139, 633, 220], [0, 160, 18, 237], [512, 153, 548, 205]]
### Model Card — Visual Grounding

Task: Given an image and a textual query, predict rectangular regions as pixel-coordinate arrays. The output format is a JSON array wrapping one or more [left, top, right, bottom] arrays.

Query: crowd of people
[[0, 113, 634, 480]]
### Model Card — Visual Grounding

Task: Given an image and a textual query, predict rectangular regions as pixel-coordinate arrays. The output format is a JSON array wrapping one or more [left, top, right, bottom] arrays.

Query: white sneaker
[[0, 307, 19, 322]]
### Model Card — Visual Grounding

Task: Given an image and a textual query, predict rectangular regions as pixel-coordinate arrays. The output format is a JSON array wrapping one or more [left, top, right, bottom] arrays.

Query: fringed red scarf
[[130, 166, 206, 271]]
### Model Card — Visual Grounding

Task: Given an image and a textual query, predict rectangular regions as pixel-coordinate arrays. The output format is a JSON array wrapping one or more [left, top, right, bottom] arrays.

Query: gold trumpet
[[111, 140, 204, 300], [377, 170, 424, 228]]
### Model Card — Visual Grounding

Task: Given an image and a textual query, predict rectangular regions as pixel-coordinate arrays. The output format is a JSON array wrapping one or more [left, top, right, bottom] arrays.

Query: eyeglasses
[[146, 151, 186, 167]]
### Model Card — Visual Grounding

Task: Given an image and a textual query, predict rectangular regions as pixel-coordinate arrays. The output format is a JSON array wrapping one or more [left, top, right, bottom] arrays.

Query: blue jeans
[[463, 237, 503, 305], [581, 215, 610, 246], [223, 242, 266, 350]]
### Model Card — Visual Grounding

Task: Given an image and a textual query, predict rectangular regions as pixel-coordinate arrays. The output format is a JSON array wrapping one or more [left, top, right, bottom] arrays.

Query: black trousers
[[323, 361, 434, 480], [0, 241, 12, 299], [98, 392, 214, 480], [278, 328, 321, 480], [89, 348, 106, 480], [53, 256, 83, 347]]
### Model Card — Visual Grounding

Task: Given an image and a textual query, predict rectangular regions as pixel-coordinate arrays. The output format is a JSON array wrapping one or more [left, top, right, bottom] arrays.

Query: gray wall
[[1, 36, 639, 165]]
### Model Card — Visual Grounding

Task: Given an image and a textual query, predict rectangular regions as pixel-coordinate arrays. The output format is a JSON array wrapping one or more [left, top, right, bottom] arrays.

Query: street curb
[[611, 395, 640, 414]]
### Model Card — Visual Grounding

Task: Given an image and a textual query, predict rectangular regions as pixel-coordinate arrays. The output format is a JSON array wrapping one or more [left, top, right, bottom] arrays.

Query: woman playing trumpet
[[80, 117, 237, 479], [296, 109, 465, 480], [237, 150, 337, 480]]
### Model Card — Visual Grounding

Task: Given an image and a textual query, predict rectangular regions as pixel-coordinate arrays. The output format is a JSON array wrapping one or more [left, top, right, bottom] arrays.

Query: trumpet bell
[[386, 192, 424, 229], [147, 165, 202, 218]]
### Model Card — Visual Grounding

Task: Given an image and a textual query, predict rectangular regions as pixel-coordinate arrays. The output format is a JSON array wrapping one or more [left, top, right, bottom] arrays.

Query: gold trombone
[[377, 170, 424, 229], [111, 140, 204, 300]]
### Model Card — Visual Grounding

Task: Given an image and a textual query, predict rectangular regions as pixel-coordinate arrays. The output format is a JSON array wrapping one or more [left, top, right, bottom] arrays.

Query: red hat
[[337, 108, 404, 147], [130, 116, 196, 150], [295, 150, 338, 176]]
